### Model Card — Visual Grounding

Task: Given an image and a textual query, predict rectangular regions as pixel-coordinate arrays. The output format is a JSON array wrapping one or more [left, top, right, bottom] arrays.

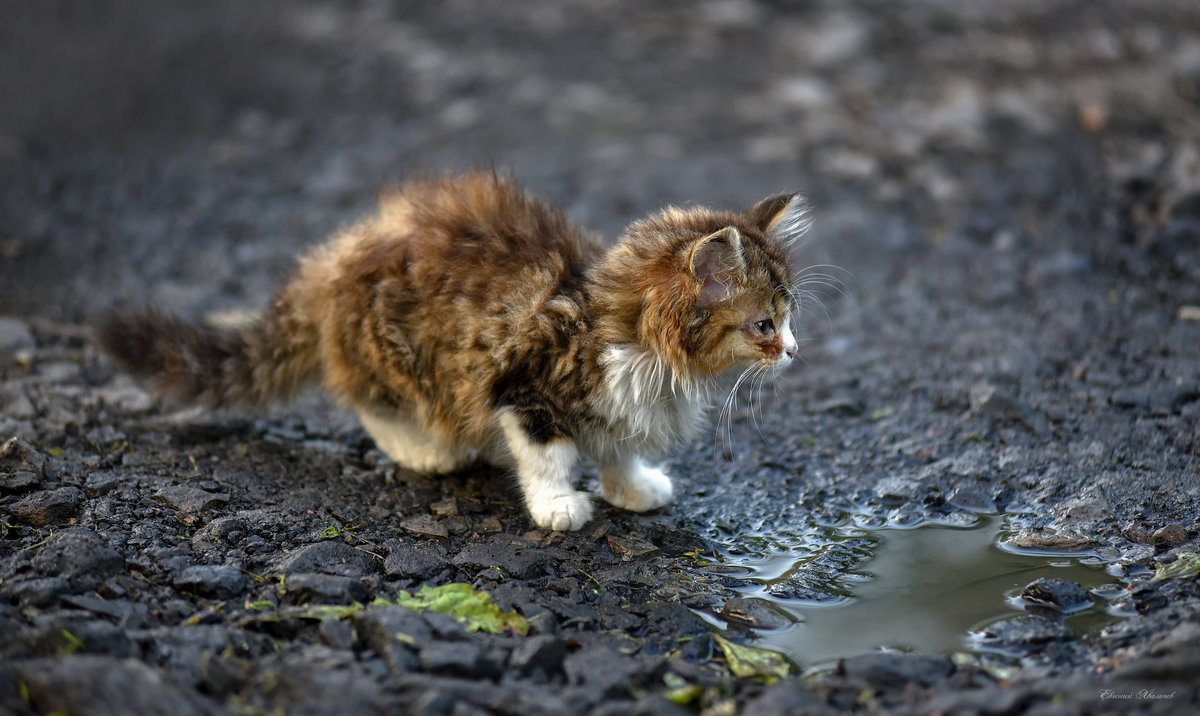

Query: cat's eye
[[755, 319, 775, 334]]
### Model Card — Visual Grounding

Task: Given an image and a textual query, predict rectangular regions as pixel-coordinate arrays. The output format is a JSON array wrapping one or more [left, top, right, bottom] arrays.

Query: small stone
[[401, 513, 449, 540], [384, 541, 448, 579], [452, 536, 552, 579], [199, 651, 248, 698], [645, 524, 709, 557], [6, 577, 69, 607], [1152, 524, 1188, 545], [838, 653, 955, 689], [11, 654, 219, 716], [175, 565, 249, 599], [607, 534, 661, 559], [718, 598, 795, 630], [280, 573, 369, 605], [272, 540, 379, 578], [9, 486, 83, 526], [969, 385, 1033, 428], [477, 516, 503, 534], [1020, 577, 1091, 612], [947, 484, 996, 513], [430, 497, 458, 518], [976, 614, 1073, 649], [318, 617, 357, 650], [353, 605, 429, 673], [155, 485, 230, 513], [0, 436, 44, 477], [742, 681, 825, 716], [1004, 527, 1099, 552], [418, 641, 485, 677], [508, 634, 567, 676], [563, 647, 648, 698], [31, 528, 124, 588], [1121, 522, 1153, 544]]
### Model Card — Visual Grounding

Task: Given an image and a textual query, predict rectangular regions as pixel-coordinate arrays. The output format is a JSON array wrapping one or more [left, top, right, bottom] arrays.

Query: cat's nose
[[785, 344, 797, 359]]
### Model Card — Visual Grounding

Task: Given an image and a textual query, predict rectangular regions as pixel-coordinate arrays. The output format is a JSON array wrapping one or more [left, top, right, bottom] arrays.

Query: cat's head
[[596, 192, 811, 384]]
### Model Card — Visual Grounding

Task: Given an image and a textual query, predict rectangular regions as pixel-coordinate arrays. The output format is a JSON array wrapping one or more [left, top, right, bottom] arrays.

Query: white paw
[[603, 464, 674, 512], [527, 491, 594, 531]]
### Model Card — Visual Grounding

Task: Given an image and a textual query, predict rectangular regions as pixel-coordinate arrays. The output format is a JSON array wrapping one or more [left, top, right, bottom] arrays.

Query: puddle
[[706, 514, 1124, 666]]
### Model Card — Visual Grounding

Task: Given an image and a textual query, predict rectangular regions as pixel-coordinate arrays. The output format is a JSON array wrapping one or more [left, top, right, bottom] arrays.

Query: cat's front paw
[[603, 464, 674, 512], [527, 491, 594, 531]]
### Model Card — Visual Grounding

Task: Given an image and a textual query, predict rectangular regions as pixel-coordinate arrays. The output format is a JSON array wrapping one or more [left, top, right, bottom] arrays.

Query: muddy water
[[710, 515, 1122, 666]]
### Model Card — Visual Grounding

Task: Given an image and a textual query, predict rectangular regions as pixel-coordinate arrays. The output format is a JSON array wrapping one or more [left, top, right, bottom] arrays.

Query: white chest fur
[[587, 345, 709, 460]]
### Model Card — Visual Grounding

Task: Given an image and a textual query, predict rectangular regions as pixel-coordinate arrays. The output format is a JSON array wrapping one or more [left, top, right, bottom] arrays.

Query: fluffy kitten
[[97, 172, 810, 530]]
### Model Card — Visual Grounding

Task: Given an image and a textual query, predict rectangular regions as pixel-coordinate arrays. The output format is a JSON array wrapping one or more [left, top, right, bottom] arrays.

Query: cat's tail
[[95, 301, 322, 410]]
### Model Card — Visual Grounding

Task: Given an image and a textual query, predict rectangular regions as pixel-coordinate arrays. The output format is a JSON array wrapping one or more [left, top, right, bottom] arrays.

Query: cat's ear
[[688, 226, 745, 306], [748, 193, 812, 247]]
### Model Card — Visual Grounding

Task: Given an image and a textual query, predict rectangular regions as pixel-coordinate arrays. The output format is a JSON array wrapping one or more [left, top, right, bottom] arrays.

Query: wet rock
[[718, 597, 795, 630], [564, 646, 655, 698], [812, 395, 864, 416], [645, 523, 709, 556], [508, 634, 566, 677], [976, 614, 1074, 651], [384, 540, 447, 579], [175, 565, 249, 599], [422, 610, 469, 640], [29, 618, 133, 657], [281, 572, 369, 604], [1112, 384, 1200, 413], [969, 384, 1034, 429], [947, 483, 996, 513], [607, 534, 661, 559], [10, 655, 224, 716], [837, 653, 956, 689], [418, 641, 490, 677], [155, 485, 230, 513], [272, 540, 379, 578], [1004, 528, 1099, 552], [31, 528, 124, 589], [8, 486, 84, 526], [353, 605, 430, 673], [1121, 522, 1153, 544], [61, 594, 147, 626], [318, 617, 356, 650], [743, 680, 834, 716], [199, 651, 248, 698], [430, 496, 458, 518], [1020, 577, 1091, 612], [0, 437, 44, 492], [401, 513, 449, 540], [452, 536, 551, 579], [1152, 524, 1188, 545], [6, 577, 69, 607]]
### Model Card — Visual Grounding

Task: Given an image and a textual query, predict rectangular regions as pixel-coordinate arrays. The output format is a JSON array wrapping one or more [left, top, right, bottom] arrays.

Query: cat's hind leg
[[499, 412, 593, 531], [356, 408, 469, 474], [601, 452, 674, 513]]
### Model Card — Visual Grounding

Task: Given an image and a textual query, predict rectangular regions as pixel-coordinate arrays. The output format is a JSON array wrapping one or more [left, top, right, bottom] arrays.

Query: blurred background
[[1, 0, 1198, 326]]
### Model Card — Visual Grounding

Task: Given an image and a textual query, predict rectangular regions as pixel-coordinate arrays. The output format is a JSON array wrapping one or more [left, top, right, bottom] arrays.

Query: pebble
[[155, 485, 230, 513], [384, 540, 448, 579], [174, 565, 249, 599], [1004, 527, 1098, 551], [508, 634, 567, 677], [9, 655, 222, 716], [401, 513, 449, 540], [31, 528, 125, 589], [1020, 577, 1091, 612], [976, 614, 1074, 649], [353, 605, 431, 673], [280, 573, 369, 605], [564, 646, 653, 698], [837, 653, 956, 689], [947, 484, 997, 513], [9, 486, 83, 527], [718, 597, 795, 630], [1151, 524, 1188, 545], [271, 540, 379, 578], [969, 384, 1034, 429], [418, 641, 487, 677], [7, 577, 69, 607], [607, 534, 661, 559], [452, 536, 552, 579]]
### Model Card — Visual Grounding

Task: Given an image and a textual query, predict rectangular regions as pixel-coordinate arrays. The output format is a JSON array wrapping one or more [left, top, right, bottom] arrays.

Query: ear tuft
[[749, 193, 812, 246], [689, 226, 745, 306]]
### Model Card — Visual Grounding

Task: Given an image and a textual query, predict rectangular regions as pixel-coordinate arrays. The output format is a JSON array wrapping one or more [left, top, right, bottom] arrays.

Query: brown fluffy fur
[[97, 172, 810, 530]]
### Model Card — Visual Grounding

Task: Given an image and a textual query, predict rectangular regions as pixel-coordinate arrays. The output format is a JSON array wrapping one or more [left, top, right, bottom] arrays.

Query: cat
[[97, 172, 810, 531]]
